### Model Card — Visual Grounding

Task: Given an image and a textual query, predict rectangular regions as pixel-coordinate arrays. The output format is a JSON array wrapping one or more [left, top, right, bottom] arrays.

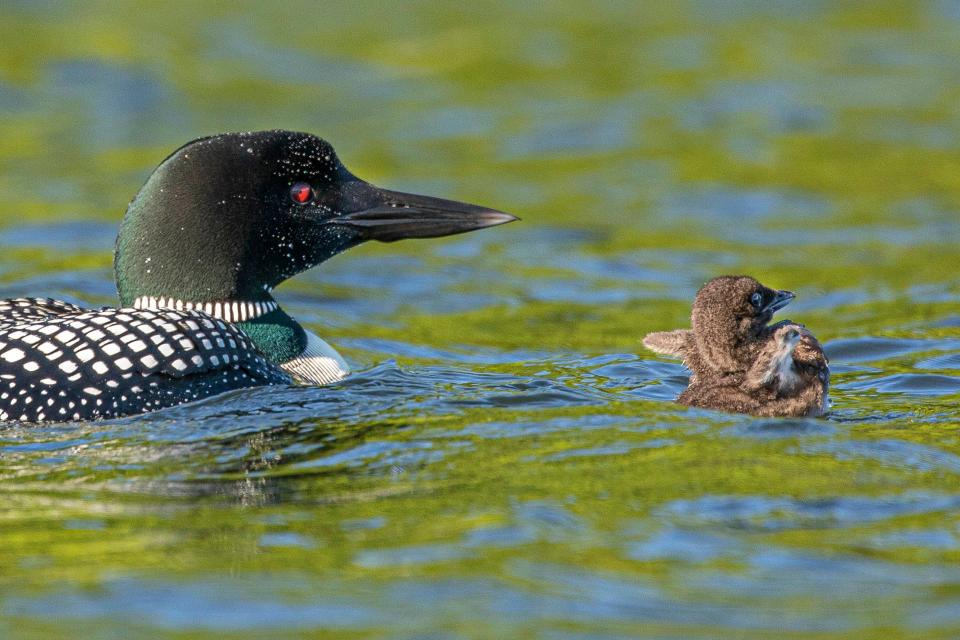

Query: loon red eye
[[290, 182, 313, 204]]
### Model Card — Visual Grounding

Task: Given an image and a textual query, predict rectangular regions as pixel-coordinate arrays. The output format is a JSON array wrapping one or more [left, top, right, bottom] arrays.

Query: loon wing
[[642, 329, 694, 359], [0, 305, 290, 422], [0, 297, 88, 331]]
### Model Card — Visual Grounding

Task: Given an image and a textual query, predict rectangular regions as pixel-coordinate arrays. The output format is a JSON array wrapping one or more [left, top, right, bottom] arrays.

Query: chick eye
[[750, 292, 763, 308], [786, 328, 799, 339], [289, 182, 313, 204]]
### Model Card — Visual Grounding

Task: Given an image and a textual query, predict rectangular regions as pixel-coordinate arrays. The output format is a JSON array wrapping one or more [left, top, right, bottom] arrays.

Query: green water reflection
[[1, 1, 960, 638]]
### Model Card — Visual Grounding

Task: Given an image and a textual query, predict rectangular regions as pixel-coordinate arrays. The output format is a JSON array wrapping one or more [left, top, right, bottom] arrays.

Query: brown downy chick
[[643, 276, 828, 417], [643, 275, 794, 380], [745, 324, 828, 416], [789, 328, 830, 415], [676, 324, 829, 417]]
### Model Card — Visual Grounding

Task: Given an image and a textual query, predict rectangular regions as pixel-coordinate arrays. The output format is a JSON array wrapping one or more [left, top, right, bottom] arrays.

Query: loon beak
[[765, 289, 795, 314], [328, 185, 518, 242]]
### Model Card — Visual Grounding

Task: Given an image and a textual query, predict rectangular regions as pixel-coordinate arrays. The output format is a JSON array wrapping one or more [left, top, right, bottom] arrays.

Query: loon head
[[690, 275, 794, 372], [115, 130, 516, 307]]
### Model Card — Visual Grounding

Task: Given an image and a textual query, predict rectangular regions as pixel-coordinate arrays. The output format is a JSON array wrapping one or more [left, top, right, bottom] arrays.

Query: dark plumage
[[643, 276, 829, 417]]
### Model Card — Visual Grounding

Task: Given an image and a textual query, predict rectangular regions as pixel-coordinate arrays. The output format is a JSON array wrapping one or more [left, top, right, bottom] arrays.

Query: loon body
[[677, 324, 830, 417], [643, 275, 829, 417], [0, 131, 515, 422]]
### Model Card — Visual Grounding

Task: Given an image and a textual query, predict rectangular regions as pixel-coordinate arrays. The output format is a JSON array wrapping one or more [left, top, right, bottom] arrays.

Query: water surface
[[1, 2, 960, 638]]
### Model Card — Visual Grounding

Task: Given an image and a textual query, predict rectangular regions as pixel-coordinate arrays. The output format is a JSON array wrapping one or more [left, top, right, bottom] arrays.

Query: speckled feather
[[0, 298, 88, 330], [0, 299, 290, 422]]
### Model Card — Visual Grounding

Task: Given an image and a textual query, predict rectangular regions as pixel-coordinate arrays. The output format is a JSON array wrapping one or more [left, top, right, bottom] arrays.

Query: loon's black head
[[115, 130, 516, 306]]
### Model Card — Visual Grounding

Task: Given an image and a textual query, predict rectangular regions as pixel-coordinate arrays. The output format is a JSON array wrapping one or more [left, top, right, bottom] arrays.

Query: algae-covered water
[[1, 2, 960, 638]]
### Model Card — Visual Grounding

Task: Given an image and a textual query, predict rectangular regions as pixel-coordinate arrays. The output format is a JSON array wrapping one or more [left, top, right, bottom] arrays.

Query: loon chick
[[643, 275, 828, 417], [0, 130, 516, 422], [678, 324, 830, 417], [643, 275, 794, 379]]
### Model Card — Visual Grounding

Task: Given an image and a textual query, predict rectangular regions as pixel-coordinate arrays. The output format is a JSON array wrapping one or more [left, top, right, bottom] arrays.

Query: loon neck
[[132, 295, 279, 323], [234, 306, 306, 364], [125, 296, 349, 383], [236, 307, 350, 384], [127, 295, 303, 363]]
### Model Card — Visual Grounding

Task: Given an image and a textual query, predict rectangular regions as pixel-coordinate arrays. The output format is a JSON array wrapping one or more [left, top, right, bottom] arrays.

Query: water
[[1, 1, 960, 638]]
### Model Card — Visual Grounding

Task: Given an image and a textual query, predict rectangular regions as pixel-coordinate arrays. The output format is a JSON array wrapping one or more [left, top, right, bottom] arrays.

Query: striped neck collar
[[131, 296, 278, 323]]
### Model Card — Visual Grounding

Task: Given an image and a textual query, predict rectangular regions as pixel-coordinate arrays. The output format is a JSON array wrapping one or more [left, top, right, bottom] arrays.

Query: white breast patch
[[279, 330, 350, 386]]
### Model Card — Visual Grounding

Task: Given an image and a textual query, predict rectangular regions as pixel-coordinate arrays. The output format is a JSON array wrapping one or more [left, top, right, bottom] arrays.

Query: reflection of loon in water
[[643, 276, 829, 417]]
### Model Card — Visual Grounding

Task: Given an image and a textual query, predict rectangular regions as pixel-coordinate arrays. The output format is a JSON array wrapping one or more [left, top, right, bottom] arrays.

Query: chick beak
[[764, 289, 794, 314]]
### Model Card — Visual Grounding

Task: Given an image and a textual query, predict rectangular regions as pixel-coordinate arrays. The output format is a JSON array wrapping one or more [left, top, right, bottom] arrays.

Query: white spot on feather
[[1, 349, 25, 363]]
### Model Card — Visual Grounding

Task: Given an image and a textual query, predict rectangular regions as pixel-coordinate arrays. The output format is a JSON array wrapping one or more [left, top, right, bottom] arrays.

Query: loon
[[643, 275, 829, 417], [677, 324, 830, 417], [0, 130, 516, 422]]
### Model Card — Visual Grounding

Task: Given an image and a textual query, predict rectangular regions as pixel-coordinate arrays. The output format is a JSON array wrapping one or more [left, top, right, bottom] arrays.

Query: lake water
[[1, 2, 960, 638]]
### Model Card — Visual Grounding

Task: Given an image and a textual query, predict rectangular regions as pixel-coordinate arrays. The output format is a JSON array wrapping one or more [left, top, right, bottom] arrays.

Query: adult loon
[[643, 275, 829, 417], [0, 130, 516, 422]]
